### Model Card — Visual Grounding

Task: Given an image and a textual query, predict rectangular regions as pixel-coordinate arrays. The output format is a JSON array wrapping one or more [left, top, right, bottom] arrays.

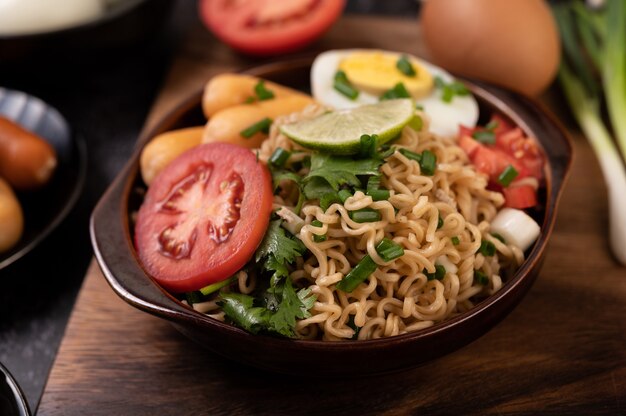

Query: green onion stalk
[[553, 0, 626, 265]]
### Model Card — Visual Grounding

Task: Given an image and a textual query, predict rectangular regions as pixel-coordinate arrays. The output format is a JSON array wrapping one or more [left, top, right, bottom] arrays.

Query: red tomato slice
[[134, 142, 273, 293], [199, 0, 346, 56], [503, 185, 537, 209]]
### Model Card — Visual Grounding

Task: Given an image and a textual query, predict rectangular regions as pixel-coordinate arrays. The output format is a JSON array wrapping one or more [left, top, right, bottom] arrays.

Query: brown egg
[[420, 0, 561, 97]]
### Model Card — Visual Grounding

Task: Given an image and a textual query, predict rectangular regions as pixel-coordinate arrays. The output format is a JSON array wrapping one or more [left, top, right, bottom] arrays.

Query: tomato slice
[[134, 142, 273, 293], [199, 0, 346, 56]]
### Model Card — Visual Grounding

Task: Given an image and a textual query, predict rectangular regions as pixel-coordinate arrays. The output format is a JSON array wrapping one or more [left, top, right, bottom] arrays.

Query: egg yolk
[[338, 52, 434, 98]]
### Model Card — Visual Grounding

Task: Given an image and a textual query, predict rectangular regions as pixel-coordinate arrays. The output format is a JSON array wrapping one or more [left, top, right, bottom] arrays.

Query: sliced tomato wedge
[[458, 114, 544, 208], [199, 0, 346, 56], [134, 142, 273, 293]]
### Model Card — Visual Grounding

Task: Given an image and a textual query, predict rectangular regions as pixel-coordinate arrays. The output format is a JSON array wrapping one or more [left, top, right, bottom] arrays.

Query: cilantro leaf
[[297, 287, 316, 319], [303, 176, 336, 200], [271, 169, 302, 192], [268, 277, 302, 336], [305, 154, 384, 191], [265, 254, 289, 283], [220, 278, 317, 338], [219, 293, 271, 334], [255, 220, 306, 265]]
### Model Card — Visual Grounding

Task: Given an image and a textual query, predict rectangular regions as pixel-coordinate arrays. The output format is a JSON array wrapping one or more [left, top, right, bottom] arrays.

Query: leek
[[554, 0, 626, 265]]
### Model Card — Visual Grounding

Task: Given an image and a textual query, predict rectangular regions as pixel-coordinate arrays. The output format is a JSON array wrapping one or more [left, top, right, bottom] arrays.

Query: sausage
[[0, 116, 57, 190], [140, 126, 204, 186], [203, 95, 315, 149], [0, 177, 24, 253], [202, 74, 308, 118]]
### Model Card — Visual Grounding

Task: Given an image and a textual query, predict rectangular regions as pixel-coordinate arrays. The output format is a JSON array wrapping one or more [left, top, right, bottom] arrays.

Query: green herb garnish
[[334, 70, 359, 100], [380, 82, 411, 100], [497, 165, 519, 187], [240, 117, 272, 138], [396, 55, 417, 77]]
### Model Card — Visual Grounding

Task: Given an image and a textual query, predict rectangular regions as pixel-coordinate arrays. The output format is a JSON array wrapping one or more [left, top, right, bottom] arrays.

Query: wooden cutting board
[[38, 15, 626, 415]]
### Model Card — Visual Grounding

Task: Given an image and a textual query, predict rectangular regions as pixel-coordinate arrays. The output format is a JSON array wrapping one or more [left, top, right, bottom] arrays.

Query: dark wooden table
[[37, 15, 626, 416]]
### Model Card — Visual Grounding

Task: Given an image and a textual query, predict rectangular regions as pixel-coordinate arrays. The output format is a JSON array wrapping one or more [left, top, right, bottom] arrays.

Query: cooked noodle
[[196, 106, 525, 341]]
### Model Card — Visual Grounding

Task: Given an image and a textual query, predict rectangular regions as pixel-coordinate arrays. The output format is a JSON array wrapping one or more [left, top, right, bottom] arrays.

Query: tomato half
[[134, 142, 273, 293], [198, 0, 346, 56]]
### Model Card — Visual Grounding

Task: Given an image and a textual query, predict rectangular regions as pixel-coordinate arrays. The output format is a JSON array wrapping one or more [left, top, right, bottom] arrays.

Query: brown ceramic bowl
[[90, 57, 573, 377]]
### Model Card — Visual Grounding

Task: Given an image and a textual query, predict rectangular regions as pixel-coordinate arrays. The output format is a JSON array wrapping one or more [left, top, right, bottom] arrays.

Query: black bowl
[[0, 0, 172, 65], [91, 57, 573, 377], [0, 87, 86, 270], [0, 362, 30, 416]]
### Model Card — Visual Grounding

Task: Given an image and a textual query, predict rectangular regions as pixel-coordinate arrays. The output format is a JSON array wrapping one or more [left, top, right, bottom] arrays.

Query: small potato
[[202, 73, 308, 118], [0, 177, 24, 253], [203, 95, 315, 149], [140, 127, 204, 185], [0, 116, 57, 190]]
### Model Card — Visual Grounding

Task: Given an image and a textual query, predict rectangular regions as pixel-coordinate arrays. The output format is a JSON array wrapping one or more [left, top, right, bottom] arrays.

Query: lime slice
[[280, 98, 415, 155]]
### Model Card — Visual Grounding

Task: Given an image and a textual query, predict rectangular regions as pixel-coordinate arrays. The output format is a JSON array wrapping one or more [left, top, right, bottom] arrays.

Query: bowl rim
[[92, 57, 574, 350], [0, 87, 88, 270], [0, 0, 148, 40]]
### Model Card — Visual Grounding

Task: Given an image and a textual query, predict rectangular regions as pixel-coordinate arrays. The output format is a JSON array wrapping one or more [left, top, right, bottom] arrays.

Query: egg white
[[310, 49, 479, 138]]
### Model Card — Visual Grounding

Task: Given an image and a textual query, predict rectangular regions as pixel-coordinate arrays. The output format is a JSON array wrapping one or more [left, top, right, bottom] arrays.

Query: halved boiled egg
[[311, 49, 479, 138]]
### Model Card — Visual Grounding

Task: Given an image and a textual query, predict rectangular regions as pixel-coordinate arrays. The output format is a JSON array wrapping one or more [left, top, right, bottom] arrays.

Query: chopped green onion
[[474, 270, 489, 285], [334, 71, 359, 100], [450, 81, 469, 96], [359, 134, 378, 158], [240, 117, 272, 138], [200, 276, 237, 296], [337, 238, 406, 292], [366, 175, 390, 201], [244, 96, 255, 104], [485, 119, 499, 131], [320, 192, 340, 211], [396, 55, 417, 77], [451, 236, 460, 245], [497, 164, 519, 187], [311, 219, 326, 242], [437, 215, 444, 229], [338, 189, 353, 203], [408, 115, 423, 131], [478, 240, 497, 257], [398, 148, 422, 162], [441, 85, 455, 103], [336, 254, 377, 292], [349, 208, 381, 223], [472, 130, 496, 145], [419, 150, 437, 176], [425, 265, 447, 281], [254, 80, 275, 101], [415, 104, 424, 111], [435, 76, 470, 103], [367, 188, 390, 201], [376, 238, 404, 261], [491, 233, 506, 244], [269, 147, 290, 168], [380, 82, 411, 100], [367, 175, 381, 190]]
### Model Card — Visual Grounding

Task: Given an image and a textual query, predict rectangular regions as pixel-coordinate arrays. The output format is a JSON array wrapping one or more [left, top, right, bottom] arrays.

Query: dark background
[[0, 0, 420, 412]]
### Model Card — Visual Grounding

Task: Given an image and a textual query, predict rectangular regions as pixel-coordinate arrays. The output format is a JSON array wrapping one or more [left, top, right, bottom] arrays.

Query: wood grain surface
[[38, 15, 626, 416]]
